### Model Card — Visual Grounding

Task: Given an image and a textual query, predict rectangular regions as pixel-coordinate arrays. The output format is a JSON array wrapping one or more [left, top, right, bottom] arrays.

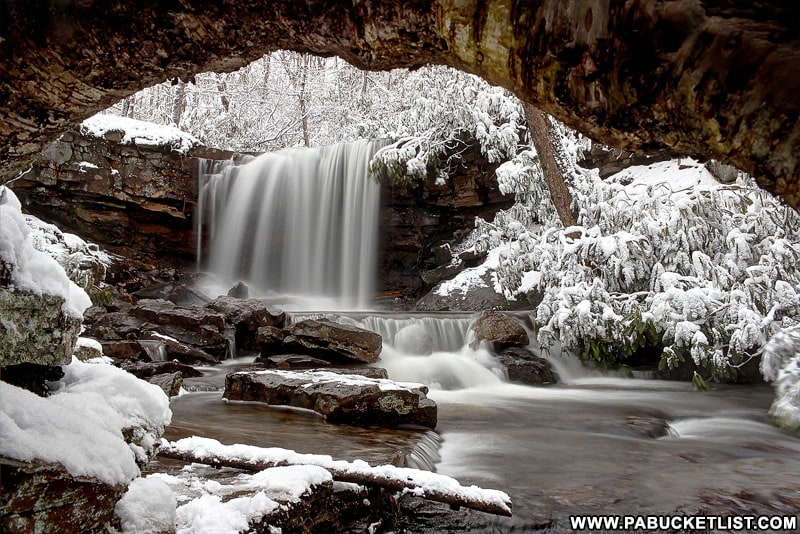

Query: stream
[[159, 312, 800, 530]]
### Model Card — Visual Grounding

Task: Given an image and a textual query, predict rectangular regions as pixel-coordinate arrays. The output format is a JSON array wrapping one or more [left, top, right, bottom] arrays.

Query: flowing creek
[[159, 313, 800, 529]]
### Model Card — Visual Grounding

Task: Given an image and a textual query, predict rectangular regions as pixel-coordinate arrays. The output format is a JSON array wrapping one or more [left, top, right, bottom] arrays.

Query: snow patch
[[115, 476, 177, 534]]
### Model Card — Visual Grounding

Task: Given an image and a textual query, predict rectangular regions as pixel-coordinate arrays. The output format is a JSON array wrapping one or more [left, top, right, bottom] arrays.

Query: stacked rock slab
[[224, 370, 437, 429]]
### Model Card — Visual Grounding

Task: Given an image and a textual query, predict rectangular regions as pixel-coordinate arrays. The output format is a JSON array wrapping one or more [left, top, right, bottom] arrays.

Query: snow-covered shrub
[[761, 325, 800, 434], [470, 158, 800, 380], [370, 67, 525, 185]]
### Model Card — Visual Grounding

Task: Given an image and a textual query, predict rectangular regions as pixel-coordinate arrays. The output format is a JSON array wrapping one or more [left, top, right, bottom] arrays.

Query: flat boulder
[[149, 372, 183, 397], [471, 310, 529, 349], [224, 369, 436, 428], [118, 360, 202, 380], [283, 319, 382, 364]]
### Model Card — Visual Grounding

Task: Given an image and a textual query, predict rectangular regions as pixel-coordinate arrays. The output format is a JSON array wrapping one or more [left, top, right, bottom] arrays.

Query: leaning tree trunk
[[523, 103, 579, 229], [1, 1, 799, 207]]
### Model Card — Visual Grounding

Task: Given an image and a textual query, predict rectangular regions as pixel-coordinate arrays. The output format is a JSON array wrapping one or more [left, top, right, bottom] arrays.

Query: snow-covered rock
[[762, 326, 800, 435]]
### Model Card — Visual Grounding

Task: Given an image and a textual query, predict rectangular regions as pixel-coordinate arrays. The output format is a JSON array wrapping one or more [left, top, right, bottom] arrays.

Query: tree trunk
[[1, 1, 799, 207], [298, 55, 310, 147], [171, 81, 186, 127], [523, 103, 578, 228]]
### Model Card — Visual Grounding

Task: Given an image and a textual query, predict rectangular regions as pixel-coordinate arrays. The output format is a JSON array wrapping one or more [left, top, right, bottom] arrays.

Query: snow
[[0, 358, 172, 485], [165, 436, 512, 516], [162, 464, 332, 534], [115, 476, 177, 533], [435, 245, 512, 298], [0, 187, 91, 318], [231, 369, 428, 394], [81, 113, 200, 154], [76, 336, 103, 353]]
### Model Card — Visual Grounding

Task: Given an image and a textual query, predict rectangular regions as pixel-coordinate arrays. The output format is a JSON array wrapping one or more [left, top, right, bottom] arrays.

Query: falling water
[[196, 140, 383, 308]]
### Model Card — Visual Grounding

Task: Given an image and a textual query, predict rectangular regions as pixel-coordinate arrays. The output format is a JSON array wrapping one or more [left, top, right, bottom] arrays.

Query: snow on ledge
[[0, 186, 91, 318], [0, 358, 172, 486], [80, 114, 200, 154], [235, 368, 429, 393]]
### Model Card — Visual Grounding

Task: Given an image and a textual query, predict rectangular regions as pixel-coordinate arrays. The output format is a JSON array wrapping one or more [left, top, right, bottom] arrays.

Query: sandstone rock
[[227, 281, 250, 298], [415, 272, 523, 312], [83, 312, 144, 341], [224, 369, 436, 428], [256, 326, 286, 357], [255, 354, 332, 369], [471, 311, 530, 349], [140, 332, 218, 366], [132, 282, 210, 306], [100, 341, 144, 360], [0, 289, 82, 367], [495, 347, 558, 385], [0, 457, 126, 534], [205, 296, 286, 350], [118, 360, 202, 380], [283, 319, 382, 364], [131, 299, 225, 347], [322, 367, 390, 380], [420, 261, 463, 287], [149, 372, 183, 397], [73, 338, 103, 361]]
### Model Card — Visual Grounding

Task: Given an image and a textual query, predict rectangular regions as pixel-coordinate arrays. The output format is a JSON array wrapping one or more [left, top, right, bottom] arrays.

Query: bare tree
[[523, 102, 578, 229]]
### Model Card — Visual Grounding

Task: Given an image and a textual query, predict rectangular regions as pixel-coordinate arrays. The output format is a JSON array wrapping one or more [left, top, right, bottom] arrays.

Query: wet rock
[[0, 363, 65, 396], [255, 354, 332, 369], [0, 289, 82, 367], [140, 331, 218, 366], [100, 341, 144, 360], [323, 367, 390, 379], [227, 281, 249, 298], [282, 319, 382, 364], [118, 360, 202, 380], [131, 299, 225, 347], [472, 311, 530, 349], [73, 338, 103, 361], [205, 296, 286, 350], [495, 347, 558, 385], [132, 282, 209, 306], [224, 369, 437, 428], [0, 457, 125, 534], [83, 312, 144, 341], [149, 372, 183, 397], [256, 326, 286, 357]]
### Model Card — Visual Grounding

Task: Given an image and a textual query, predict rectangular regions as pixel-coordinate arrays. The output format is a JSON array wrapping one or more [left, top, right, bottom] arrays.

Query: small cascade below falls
[[291, 312, 505, 390], [196, 140, 383, 309]]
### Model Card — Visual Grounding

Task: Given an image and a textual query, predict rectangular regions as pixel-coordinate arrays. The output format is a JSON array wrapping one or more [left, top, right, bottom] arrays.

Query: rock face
[[277, 319, 382, 365], [2, 2, 798, 209], [495, 347, 558, 385], [224, 370, 437, 428], [0, 458, 126, 534], [0, 290, 82, 367], [471, 311, 530, 349], [379, 137, 514, 303]]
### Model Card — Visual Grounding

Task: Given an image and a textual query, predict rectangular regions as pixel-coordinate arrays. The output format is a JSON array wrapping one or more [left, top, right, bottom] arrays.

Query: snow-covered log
[[159, 436, 512, 516]]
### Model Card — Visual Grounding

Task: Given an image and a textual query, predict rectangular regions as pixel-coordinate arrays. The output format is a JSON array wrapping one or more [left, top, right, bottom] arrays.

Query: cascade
[[196, 140, 383, 309]]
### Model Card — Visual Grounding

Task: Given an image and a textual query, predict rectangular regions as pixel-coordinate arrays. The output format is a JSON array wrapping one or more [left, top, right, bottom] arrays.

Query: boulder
[[149, 372, 183, 397], [131, 299, 226, 347], [0, 363, 64, 396], [255, 354, 332, 369], [83, 312, 144, 341], [73, 338, 103, 361], [205, 296, 286, 350], [132, 282, 210, 306], [140, 331, 218, 366], [283, 319, 382, 364], [0, 289, 82, 367], [224, 369, 436, 428], [0, 457, 126, 534], [415, 272, 522, 312], [256, 326, 286, 357], [227, 281, 250, 298], [100, 341, 144, 360], [118, 360, 202, 380], [495, 347, 559, 385], [471, 311, 530, 349]]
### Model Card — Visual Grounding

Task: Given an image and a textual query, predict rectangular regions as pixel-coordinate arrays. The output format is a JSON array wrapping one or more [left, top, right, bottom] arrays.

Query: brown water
[[160, 327, 800, 529]]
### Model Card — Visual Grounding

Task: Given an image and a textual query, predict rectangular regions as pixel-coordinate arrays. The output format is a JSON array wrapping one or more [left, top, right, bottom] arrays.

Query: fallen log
[[158, 436, 512, 517]]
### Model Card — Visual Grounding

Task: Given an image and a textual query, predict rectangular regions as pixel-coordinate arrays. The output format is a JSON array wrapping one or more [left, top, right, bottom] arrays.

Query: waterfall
[[196, 140, 382, 309]]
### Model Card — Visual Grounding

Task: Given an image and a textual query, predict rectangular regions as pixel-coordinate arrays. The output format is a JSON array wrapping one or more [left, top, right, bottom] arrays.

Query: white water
[[196, 140, 383, 309]]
